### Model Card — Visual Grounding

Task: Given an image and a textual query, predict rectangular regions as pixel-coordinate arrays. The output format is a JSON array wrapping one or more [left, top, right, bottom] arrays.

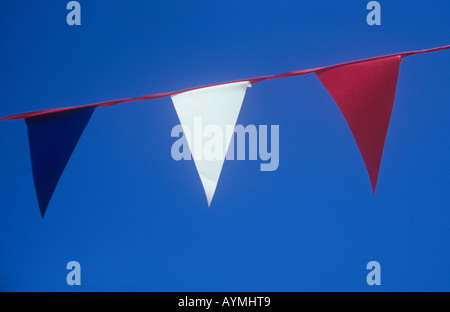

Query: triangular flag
[[316, 56, 401, 193], [25, 107, 95, 218], [171, 81, 250, 206]]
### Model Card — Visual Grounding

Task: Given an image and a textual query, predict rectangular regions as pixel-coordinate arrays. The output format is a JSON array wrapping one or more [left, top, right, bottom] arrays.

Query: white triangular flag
[[171, 81, 251, 206]]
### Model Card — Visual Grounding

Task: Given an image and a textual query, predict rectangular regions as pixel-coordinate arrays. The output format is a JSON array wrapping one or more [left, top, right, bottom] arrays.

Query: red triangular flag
[[316, 56, 401, 193]]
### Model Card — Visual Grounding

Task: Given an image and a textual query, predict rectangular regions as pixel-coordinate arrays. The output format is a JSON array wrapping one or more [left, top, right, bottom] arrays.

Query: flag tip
[[371, 183, 377, 195]]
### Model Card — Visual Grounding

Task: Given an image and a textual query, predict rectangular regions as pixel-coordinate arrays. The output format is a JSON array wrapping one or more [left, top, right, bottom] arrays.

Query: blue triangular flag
[[25, 107, 95, 218]]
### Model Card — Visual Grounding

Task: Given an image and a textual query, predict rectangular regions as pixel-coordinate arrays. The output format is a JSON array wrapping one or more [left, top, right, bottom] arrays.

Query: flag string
[[0, 44, 448, 121]]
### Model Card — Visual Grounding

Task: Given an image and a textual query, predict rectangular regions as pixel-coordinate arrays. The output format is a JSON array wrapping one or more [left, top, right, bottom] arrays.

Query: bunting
[[316, 56, 401, 193], [0, 45, 448, 217], [25, 107, 95, 218], [171, 81, 251, 206]]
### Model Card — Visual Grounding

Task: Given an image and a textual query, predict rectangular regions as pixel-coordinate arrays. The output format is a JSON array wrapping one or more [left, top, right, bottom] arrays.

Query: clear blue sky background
[[0, 0, 448, 291]]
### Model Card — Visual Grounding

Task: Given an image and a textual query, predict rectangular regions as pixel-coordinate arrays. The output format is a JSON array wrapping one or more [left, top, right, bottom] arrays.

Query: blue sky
[[0, 0, 448, 291]]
